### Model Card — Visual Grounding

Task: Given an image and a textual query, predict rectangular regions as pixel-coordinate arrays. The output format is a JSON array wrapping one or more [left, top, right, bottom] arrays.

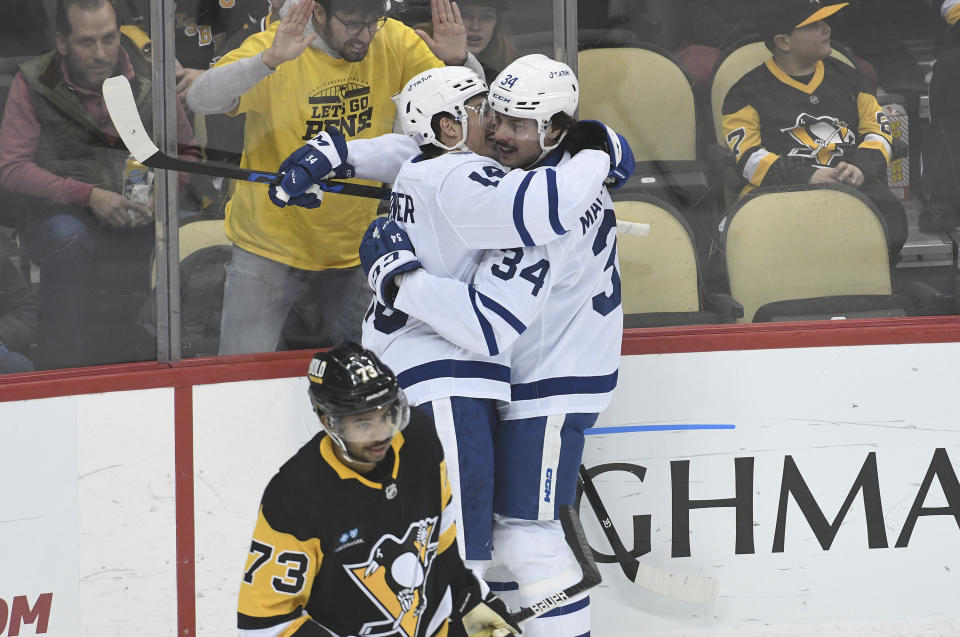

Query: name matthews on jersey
[[579, 194, 606, 235]]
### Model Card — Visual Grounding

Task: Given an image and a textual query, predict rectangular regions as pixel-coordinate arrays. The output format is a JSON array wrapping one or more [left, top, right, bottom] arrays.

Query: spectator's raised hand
[[262, 0, 318, 70], [416, 0, 468, 65]]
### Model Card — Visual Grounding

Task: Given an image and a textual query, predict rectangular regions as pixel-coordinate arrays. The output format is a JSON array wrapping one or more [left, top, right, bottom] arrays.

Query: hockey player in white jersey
[[358, 55, 629, 637], [268, 58, 632, 636], [268, 63, 632, 587]]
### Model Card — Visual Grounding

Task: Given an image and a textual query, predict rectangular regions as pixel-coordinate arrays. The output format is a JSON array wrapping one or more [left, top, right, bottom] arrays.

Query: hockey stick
[[578, 465, 720, 604], [101, 76, 391, 200], [508, 505, 601, 624], [616, 220, 650, 237]]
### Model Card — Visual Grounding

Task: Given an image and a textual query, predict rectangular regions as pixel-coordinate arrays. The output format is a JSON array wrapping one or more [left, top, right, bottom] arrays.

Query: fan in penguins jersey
[[237, 342, 519, 637], [267, 59, 633, 599], [356, 55, 628, 637], [720, 0, 907, 256]]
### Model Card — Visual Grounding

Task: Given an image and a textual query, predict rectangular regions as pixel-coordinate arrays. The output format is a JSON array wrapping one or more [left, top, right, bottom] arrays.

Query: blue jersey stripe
[[511, 371, 619, 401], [540, 596, 590, 617], [541, 146, 565, 167], [513, 172, 536, 247], [477, 291, 527, 335], [546, 168, 565, 235], [486, 581, 519, 592], [468, 286, 499, 356], [397, 359, 511, 388]]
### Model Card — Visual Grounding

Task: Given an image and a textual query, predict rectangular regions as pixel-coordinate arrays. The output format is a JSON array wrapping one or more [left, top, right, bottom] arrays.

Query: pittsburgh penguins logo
[[304, 79, 374, 140], [783, 113, 854, 167], [345, 517, 440, 637]]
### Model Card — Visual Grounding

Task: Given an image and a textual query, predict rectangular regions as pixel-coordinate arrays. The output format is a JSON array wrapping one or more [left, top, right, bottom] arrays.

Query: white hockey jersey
[[355, 144, 611, 407], [395, 149, 623, 419]]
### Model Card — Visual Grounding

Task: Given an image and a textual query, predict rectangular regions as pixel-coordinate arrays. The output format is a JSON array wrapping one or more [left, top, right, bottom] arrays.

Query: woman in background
[[402, 0, 518, 82], [458, 0, 518, 81]]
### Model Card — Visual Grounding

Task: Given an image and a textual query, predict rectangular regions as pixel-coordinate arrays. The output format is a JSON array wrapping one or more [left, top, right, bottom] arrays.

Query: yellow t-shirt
[[216, 19, 442, 270]]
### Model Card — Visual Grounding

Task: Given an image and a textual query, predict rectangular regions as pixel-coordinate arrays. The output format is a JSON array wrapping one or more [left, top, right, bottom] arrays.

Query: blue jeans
[[24, 212, 92, 367], [218, 245, 371, 355], [0, 350, 34, 374], [24, 208, 153, 368]]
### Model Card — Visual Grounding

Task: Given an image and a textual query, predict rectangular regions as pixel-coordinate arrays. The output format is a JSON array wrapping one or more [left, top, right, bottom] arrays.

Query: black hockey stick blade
[[509, 505, 601, 624], [101, 75, 390, 199], [578, 465, 719, 604]]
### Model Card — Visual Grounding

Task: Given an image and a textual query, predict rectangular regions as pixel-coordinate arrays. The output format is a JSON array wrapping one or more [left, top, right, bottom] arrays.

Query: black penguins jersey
[[174, 0, 269, 68], [238, 408, 461, 637], [722, 56, 893, 193], [118, 0, 269, 69]]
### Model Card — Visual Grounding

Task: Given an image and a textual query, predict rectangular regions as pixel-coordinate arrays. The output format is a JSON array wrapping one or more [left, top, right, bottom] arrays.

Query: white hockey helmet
[[488, 54, 579, 152], [391, 66, 488, 151]]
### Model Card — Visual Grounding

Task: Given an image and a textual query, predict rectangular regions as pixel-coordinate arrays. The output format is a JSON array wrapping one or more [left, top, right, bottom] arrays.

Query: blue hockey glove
[[269, 127, 354, 208], [360, 218, 421, 309], [563, 120, 636, 189], [269, 177, 357, 209], [603, 125, 635, 189]]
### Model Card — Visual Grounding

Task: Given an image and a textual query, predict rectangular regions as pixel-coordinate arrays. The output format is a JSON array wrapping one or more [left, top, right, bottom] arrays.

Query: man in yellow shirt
[[187, 0, 474, 354]]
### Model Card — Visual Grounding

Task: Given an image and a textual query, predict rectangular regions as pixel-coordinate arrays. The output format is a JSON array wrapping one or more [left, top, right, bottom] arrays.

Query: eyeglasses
[[463, 99, 493, 126], [462, 102, 484, 117], [330, 13, 387, 36]]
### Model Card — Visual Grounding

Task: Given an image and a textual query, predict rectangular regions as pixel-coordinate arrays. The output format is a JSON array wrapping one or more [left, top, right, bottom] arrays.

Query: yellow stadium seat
[[580, 46, 697, 162], [150, 218, 229, 288], [144, 218, 232, 357], [579, 47, 710, 211], [721, 185, 911, 323], [616, 196, 732, 327]]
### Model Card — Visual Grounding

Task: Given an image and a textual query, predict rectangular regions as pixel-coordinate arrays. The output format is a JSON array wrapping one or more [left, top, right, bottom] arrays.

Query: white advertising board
[[189, 343, 960, 636], [584, 343, 960, 635], [0, 398, 78, 636], [76, 389, 177, 637], [5, 340, 960, 636], [193, 377, 319, 637], [0, 389, 176, 637]]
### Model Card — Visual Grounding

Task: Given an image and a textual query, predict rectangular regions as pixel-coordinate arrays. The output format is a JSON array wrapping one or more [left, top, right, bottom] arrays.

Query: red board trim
[[0, 351, 318, 402], [3, 318, 960, 402], [175, 386, 196, 637], [620, 316, 960, 355]]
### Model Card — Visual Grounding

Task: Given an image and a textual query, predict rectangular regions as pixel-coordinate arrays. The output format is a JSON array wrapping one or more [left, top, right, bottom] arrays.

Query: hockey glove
[[453, 585, 521, 637], [270, 178, 358, 209], [269, 127, 354, 208], [360, 218, 421, 309], [563, 120, 635, 189]]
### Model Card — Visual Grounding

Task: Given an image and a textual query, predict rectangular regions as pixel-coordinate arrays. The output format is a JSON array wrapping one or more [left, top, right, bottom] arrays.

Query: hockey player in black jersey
[[721, 0, 908, 256], [237, 342, 520, 637]]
